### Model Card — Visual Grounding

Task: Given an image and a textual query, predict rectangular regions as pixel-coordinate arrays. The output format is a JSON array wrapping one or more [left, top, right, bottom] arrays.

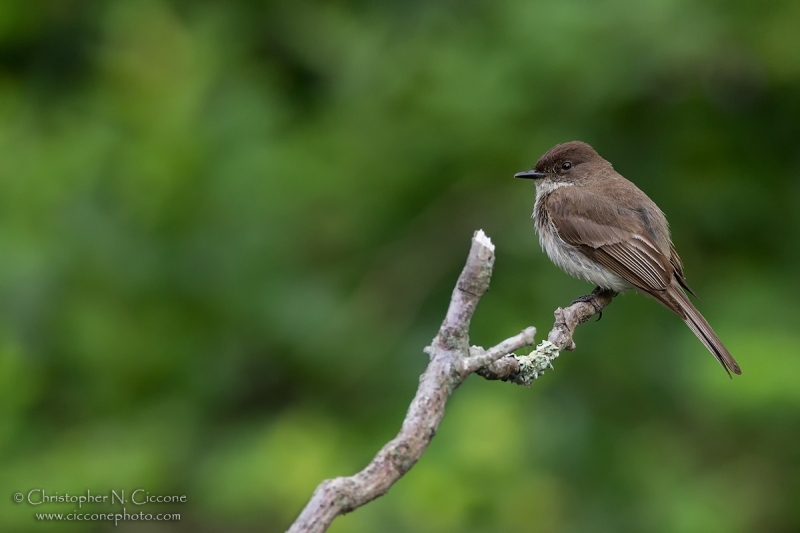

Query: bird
[[515, 141, 741, 376]]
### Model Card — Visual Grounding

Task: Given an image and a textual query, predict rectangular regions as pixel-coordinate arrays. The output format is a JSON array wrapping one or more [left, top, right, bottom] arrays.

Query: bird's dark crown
[[534, 141, 605, 176]]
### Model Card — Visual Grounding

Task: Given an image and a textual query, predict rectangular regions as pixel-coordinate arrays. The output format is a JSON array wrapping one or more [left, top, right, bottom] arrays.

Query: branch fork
[[287, 230, 612, 533]]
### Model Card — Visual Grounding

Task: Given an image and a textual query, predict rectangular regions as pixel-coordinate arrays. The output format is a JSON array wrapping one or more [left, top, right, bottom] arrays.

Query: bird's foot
[[571, 286, 611, 321]]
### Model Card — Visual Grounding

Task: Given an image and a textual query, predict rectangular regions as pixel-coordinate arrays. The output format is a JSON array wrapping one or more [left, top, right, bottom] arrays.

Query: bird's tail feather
[[670, 287, 741, 377]]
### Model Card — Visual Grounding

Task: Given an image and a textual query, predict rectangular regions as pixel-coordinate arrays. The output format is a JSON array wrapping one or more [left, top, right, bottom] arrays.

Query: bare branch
[[462, 327, 537, 373], [286, 233, 613, 533], [548, 289, 615, 350]]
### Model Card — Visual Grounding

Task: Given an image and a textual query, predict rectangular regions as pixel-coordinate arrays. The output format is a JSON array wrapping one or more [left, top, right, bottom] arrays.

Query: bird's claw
[[571, 287, 605, 320]]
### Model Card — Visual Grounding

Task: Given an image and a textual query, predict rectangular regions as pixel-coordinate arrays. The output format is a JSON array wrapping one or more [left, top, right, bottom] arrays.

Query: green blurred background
[[1, 0, 799, 531]]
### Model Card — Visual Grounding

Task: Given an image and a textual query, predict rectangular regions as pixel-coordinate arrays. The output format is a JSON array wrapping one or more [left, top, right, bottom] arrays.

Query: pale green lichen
[[513, 340, 561, 386]]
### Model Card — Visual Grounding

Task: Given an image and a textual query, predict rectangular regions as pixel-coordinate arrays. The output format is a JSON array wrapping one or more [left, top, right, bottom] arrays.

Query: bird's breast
[[533, 190, 633, 292]]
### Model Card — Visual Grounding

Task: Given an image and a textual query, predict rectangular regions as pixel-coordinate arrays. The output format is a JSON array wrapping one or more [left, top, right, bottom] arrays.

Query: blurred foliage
[[0, 0, 799, 531]]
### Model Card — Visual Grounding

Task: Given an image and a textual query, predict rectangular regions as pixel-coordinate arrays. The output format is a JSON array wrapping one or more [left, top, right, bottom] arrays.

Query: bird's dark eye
[[561, 161, 572, 170]]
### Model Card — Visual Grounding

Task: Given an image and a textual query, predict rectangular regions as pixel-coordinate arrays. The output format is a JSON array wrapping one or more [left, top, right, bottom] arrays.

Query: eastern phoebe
[[515, 141, 741, 376]]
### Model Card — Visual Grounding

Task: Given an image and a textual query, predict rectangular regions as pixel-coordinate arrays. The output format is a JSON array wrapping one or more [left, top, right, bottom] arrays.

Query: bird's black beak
[[514, 170, 547, 180]]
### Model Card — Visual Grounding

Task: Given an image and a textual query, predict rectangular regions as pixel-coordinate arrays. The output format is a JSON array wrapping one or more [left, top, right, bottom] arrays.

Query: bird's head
[[515, 141, 607, 184]]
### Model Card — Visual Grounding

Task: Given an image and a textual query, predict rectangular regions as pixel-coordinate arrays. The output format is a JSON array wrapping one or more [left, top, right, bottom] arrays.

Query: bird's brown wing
[[669, 243, 698, 298], [546, 189, 678, 310]]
